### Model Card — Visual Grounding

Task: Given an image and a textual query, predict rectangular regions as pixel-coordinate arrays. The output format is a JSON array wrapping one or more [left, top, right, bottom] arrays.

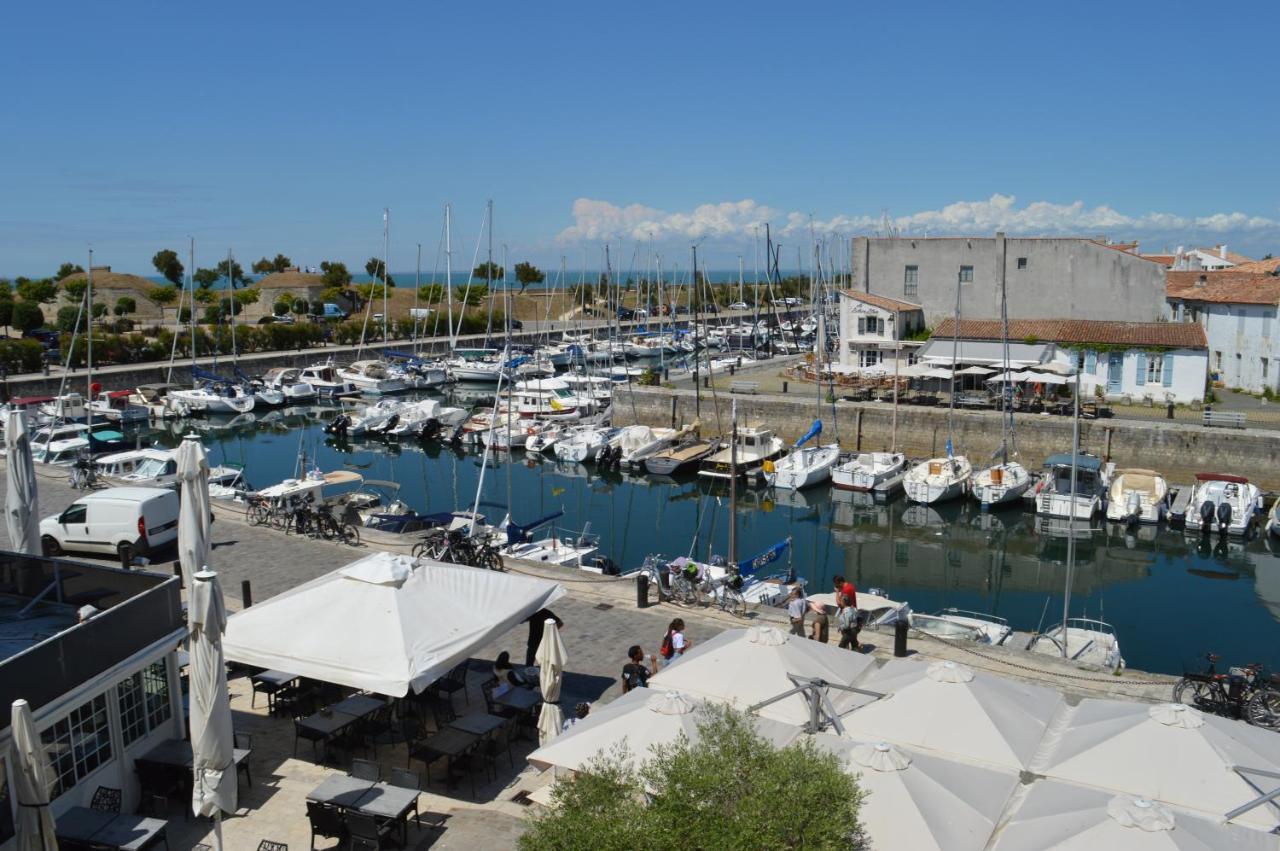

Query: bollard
[[636, 573, 649, 608], [782, 381, 788, 394], [894, 619, 909, 657], [729, 365, 735, 376], [241, 580, 253, 608], [1167, 402, 1175, 420], [703, 376, 709, 388]]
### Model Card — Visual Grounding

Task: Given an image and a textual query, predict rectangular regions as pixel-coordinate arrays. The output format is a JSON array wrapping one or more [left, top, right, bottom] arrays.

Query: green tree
[[320, 260, 352, 289], [151, 249, 185, 286], [520, 705, 867, 850], [472, 261, 503, 281], [56, 305, 83, 333], [193, 268, 220, 289], [62, 278, 88, 304], [234, 288, 261, 307], [417, 283, 445, 304], [291, 298, 309, 316], [16, 278, 57, 304], [114, 296, 137, 318], [11, 302, 45, 333], [91, 302, 108, 321], [319, 285, 347, 305], [272, 253, 292, 273], [146, 285, 178, 320], [55, 262, 84, 280], [0, 288, 12, 332], [514, 261, 545, 293], [251, 257, 275, 275], [354, 283, 377, 304], [194, 287, 219, 306], [215, 258, 247, 288], [454, 283, 488, 307], [272, 291, 294, 315], [365, 257, 395, 286]]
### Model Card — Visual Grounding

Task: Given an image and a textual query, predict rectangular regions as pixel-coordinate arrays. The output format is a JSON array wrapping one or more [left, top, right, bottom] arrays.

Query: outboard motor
[[593, 556, 620, 576], [1199, 499, 1216, 533], [381, 413, 400, 435], [1217, 500, 1233, 533], [422, 419, 442, 441], [1126, 490, 1142, 524]]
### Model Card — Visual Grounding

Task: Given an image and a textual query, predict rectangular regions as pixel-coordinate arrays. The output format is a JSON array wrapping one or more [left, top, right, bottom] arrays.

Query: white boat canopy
[[841, 659, 1064, 771], [222, 552, 564, 696], [1030, 699, 1280, 832]]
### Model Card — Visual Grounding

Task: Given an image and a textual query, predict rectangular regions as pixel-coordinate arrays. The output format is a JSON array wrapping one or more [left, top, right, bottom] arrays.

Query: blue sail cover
[[192, 367, 232, 385], [505, 510, 565, 545], [795, 420, 822, 448], [737, 538, 791, 578]]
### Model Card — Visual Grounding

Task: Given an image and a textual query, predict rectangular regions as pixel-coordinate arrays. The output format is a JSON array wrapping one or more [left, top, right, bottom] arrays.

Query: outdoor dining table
[[136, 737, 251, 771], [449, 710, 505, 737], [298, 708, 360, 738], [331, 693, 386, 718], [494, 687, 542, 712], [56, 806, 167, 850], [308, 776, 421, 843], [251, 668, 299, 713]]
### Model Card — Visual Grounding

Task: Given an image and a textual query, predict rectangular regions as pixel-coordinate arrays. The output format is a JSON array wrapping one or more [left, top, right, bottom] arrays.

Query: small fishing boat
[[1105, 468, 1169, 525], [903, 456, 972, 504], [697, 425, 784, 481], [338, 360, 409, 395], [259, 367, 318, 403], [553, 427, 614, 463], [972, 461, 1033, 507], [1028, 617, 1125, 671], [831, 452, 907, 493], [904, 608, 1013, 645], [1033, 454, 1110, 520], [129, 384, 190, 419], [347, 398, 408, 438], [763, 420, 838, 491], [449, 348, 506, 383], [1183, 472, 1262, 536], [385, 398, 467, 439], [645, 436, 719, 476], [87, 390, 150, 425], [299, 361, 359, 398]]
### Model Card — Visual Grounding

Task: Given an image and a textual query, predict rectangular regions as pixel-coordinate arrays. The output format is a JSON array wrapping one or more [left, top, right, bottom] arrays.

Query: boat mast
[[1061, 361, 1081, 656], [413, 242, 421, 355], [947, 268, 961, 459], [85, 250, 94, 436], [999, 241, 1013, 462], [189, 238, 197, 380], [485, 200, 494, 338], [445, 204, 455, 351], [382, 208, 390, 345], [691, 244, 700, 419], [728, 399, 738, 565], [227, 248, 238, 368]]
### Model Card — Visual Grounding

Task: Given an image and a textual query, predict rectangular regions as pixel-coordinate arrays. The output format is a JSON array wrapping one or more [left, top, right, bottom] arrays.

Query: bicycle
[[315, 503, 360, 546], [1172, 653, 1275, 724], [69, 455, 98, 490], [709, 573, 748, 617]]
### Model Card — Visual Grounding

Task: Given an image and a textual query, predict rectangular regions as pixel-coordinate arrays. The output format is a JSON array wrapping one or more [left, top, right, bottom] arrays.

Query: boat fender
[[1199, 499, 1216, 530], [1217, 501, 1233, 531], [762, 459, 776, 474]]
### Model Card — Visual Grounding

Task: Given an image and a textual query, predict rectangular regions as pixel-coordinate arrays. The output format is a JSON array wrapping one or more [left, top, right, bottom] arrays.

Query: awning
[[223, 552, 565, 696], [917, 340, 1052, 366]]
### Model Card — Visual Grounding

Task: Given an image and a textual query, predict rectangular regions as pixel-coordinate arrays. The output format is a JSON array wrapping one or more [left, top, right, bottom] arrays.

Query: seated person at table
[[494, 651, 531, 695]]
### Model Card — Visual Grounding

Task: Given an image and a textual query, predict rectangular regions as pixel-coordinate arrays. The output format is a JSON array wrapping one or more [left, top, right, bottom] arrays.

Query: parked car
[[674, 305, 690, 315], [40, 487, 180, 563], [728, 301, 750, 311], [507, 319, 524, 330], [617, 307, 636, 320], [23, 328, 60, 349]]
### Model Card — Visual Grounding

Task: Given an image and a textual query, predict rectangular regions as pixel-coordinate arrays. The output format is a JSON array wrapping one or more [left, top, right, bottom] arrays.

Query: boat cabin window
[[60, 504, 87, 524]]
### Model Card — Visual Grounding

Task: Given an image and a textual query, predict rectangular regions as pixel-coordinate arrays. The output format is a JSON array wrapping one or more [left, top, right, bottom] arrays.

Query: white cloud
[[558, 194, 1280, 243]]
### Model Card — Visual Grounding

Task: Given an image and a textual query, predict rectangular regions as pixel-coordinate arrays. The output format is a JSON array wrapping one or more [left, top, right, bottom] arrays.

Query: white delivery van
[[40, 487, 180, 563]]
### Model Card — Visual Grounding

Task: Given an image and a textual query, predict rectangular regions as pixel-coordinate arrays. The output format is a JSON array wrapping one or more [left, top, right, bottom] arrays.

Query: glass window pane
[[143, 661, 172, 732], [118, 672, 147, 746]]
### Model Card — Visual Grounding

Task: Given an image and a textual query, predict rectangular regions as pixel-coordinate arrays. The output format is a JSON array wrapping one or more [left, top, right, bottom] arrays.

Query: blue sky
[[3, 0, 1278, 278]]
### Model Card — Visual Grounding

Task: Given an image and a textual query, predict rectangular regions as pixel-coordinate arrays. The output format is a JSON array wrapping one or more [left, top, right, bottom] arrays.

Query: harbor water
[[146, 392, 1280, 678]]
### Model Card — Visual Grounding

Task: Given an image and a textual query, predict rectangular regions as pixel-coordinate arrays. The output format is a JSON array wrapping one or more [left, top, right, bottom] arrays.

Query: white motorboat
[[559, 374, 614, 410], [553, 427, 614, 463], [903, 456, 972, 504], [385, 398, 467, 439], [449, 349, 506, 383], [34, 437, 90, 466], [347, 398, 408, 437], [338, 360, 408, 395], [95, 447, 246, 494], [1105, 468, 1169, 525], [1033, 453, 1109, 520], [87, 390, 150, 425], [129, 384, 190, 418], [508, 377, 582, 421], [765, 443, 840, 491], [299, 362, 359, 398], [170, 383, 256, 414], [498, 512, 601, 569], [37, 393, 88, 423], [525, 423, 567, 453], [623, 334, 670, 358], [972, 461, 1033, 507], [1028, 618, 1125, 671], [907, 608, 1012, 645], [1267, 499, 1280, 538], [697, 426, 785, 481], [1183, 472, 1262, 536], [250, 385, 286, 407], [260, 368, 318, 403], [831, 452, 907, 493], [383, 352, 450, 389], [612, 424, 681, 469], [482, 417, 543, 450]]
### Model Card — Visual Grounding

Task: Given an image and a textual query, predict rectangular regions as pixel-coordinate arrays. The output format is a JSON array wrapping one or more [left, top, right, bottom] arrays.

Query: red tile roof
[[1166, 270, 1280, 305], [840, 290, 923, 313], [1140, 254, 1176, 266], [1224, 257, 1280, 275], [1195, 246, 1254, 265], [933, 317, 1206, 348]]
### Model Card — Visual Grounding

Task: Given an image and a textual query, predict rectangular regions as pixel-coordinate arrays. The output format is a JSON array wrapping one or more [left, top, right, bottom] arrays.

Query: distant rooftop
[[933, 317, 1207, 349]]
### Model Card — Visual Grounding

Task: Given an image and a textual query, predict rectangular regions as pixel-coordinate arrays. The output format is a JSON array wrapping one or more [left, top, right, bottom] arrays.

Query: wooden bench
[[729, 381, 760, 395], [1203, 410, 1246, 429]]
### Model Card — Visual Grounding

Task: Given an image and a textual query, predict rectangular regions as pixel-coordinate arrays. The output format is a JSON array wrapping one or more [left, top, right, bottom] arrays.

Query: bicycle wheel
[[1246, 688, 1280, 728], [248, 504, 270, 526], [721, 588, 747, 617], [674, 577, 698, 606], [412, 541, 431, 559], [318, 516, 338, 541], [1172, 677, 1214, 710], [339, 523, 360, 547], [271, 510, 291, 531]]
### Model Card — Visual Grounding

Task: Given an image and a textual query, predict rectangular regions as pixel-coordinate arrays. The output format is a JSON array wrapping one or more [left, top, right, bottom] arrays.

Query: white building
[[1170, 245, 1253, 271], [925, 318, 1208, 404], [836, 290, 925, 374], [1167, 271, 1280, 394]]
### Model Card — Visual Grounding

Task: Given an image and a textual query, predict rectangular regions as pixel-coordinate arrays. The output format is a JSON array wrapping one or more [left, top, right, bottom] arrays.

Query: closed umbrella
[[5, 410, 40, 555], [189, 570, 236, 848], [9, 699, 56, 851], [535, 618, 567, 745], [176, 435, 211, 586]]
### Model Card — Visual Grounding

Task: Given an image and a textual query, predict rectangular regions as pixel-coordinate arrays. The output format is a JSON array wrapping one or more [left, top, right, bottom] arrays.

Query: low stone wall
[[613, 385, 1280, 491]]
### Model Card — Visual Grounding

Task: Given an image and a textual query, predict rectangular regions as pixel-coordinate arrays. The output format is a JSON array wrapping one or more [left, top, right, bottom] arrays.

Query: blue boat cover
[[505, 510, 565, 545], [736, 537, 791, 578], [795, 420, 822, 448]]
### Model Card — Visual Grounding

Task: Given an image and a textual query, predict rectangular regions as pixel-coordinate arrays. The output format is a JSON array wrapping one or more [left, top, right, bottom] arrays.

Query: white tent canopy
[[648, 627, 877, 726], [841, 659, 1064, 770], [527, 687, 806, 773], [1030, 699, 1280, 832], [223, 552, 565, 697], [990, 779, 1278, 850]]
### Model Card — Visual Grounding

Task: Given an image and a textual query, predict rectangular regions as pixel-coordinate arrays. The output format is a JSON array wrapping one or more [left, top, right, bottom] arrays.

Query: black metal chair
[[480, 678, 519, 721], [351, 758, 381, 782], [90, 785, 122, 813], [293, 716, 326, 760], [356, 704, 393, 756], [305, 800, 347, 851], [345, 811, 395, 851], [387, 768, 430, 829], [428, 661, 470, 710], [234, 731, 253, 787]]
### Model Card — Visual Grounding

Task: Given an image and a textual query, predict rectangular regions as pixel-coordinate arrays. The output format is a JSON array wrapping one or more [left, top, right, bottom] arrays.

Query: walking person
[[837, 599, 862, 651], [622, 644, 659, 692], [786, 586, 807, 636], [659, 618, 690, 662], [808, 599, 829, 643]]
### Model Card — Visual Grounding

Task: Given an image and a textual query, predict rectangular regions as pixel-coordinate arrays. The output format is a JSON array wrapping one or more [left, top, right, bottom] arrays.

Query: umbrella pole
[[213, 812, 223, 851]]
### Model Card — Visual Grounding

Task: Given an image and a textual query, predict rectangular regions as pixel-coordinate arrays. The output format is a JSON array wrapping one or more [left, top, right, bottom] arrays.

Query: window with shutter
[[1135, 352, 1147, 386], [1162, 354, 1173, 387], [1084, 350, 1097, 374]]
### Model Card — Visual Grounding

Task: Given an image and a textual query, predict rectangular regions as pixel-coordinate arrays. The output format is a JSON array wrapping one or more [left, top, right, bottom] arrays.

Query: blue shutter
[[1135, 352, 1147, 386], [1084, 350, 1097, 375], [1162, 354, 1173, 387]]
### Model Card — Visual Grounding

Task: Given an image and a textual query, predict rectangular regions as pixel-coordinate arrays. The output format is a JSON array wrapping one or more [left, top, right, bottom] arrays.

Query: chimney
[[1220, 244, 1228, 260], [1195, 275, 1207, 288]]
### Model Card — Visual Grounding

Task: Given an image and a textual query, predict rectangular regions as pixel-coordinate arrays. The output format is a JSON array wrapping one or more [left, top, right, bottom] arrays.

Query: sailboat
[[904, 271, 971, 504], [764, 420, 839, 491], [340, 208, 409, 395], [972, 252, 1031, 507]]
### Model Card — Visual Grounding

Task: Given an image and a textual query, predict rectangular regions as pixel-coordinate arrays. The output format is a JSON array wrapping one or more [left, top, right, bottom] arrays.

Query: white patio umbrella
[[955, 365, 995, 376], [535, 617, 567, 745], [990, 779, 1278, 850], [5, 410, 40, 555], [921, 367, 955, 380], [189, 570, 236, 849], [1026, 372, 1069, 386], [841, 659, 1064, 770], [9, 699, 56, 851], [1030, 699, 1280, 831], [176, 435, 211, 585], [528, 687, 805, 773], [827, 739, 1019, 851], [649, 626, 877, 726]]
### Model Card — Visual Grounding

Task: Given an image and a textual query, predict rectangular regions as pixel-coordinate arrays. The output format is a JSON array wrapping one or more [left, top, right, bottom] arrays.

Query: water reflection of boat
[[901, 501, 966, 529]]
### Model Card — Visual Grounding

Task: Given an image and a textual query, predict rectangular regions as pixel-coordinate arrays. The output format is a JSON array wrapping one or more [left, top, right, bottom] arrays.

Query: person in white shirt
[[785, 587, 807, 636], [660, 618, 690, 662]]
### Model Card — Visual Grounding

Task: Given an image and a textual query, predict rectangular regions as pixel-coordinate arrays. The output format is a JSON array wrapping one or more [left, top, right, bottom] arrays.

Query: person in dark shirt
[[622, 644, 658, 692], [525, 608, 563, 666]]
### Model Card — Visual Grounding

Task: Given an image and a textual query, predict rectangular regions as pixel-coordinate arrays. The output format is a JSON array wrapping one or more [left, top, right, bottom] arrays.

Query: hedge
[[0, 339, 45, 373]]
